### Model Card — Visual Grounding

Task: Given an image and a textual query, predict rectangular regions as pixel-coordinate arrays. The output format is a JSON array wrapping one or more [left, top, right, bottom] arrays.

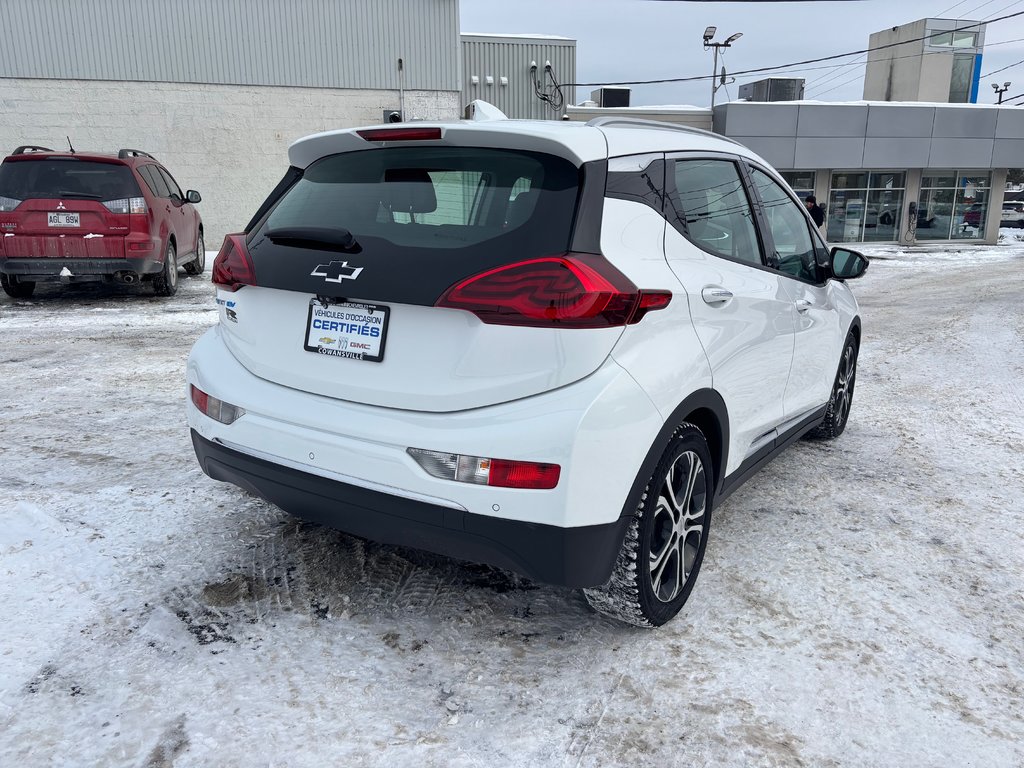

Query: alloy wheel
[[649, 450, 707, 603]]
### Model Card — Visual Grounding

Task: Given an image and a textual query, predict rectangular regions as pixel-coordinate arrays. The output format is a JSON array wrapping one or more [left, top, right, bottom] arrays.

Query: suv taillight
[[435, 253, 671, 329], [102, 197, 147, 214], [211, 234, 256, 292]]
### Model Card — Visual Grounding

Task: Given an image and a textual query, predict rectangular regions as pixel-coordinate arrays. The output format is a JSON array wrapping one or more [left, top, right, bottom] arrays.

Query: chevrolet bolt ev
[[186, 109, 867, 627], [0, 146, 204, 298]]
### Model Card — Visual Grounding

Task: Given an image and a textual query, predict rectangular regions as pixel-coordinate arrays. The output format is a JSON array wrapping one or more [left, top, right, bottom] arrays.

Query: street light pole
[[704, 28, 743, 109], [993, 81, 1011, 104]]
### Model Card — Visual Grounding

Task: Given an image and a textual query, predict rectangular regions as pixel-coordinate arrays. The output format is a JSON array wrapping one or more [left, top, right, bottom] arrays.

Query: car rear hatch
[[0, 156, 143, 260], [212, 127, 649, 413]]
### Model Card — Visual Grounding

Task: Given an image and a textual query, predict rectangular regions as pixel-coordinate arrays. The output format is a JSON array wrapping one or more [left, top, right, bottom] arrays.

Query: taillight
[[357, 127, 442, 142], [190, 385, 245, 425], [435, 253, 671, 328], [0, 196, 21, 212], [407, 448, 560, 490], [211, 234, 256, 292], [103, 197, 147, 214]]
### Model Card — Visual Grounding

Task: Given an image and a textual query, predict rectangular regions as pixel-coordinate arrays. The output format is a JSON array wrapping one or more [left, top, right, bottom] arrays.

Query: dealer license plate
[[47, 212, 80, 227], [304, 299, 389, 363]]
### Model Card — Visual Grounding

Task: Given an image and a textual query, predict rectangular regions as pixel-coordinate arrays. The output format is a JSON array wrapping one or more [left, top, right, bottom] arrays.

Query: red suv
[[0, 145, 204, 298]]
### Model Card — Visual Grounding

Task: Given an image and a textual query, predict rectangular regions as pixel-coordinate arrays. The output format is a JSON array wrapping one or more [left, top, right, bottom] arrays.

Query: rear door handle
[[795, 299, 813, 313], [701, 287, 734, 305]]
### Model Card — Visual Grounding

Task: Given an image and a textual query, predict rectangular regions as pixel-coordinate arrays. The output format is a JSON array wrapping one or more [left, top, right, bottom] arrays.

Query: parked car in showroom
[[186, 106, 868, 627], [0, 145, 204, 298], [1000, 201, 1024, 228]]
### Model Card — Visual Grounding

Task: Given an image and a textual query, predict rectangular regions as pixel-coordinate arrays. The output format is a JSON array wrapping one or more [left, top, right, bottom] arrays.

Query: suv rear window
[[257, 147, 579, 253], [0, 159, 141, 201]]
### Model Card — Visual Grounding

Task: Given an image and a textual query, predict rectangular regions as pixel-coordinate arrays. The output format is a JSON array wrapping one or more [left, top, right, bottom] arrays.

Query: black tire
[[1, 273, 35, 299], [184, 230, 205, 276], [152, 241, 178, 297], [584, 423, 714, 628], [806, 331, 858, 440]]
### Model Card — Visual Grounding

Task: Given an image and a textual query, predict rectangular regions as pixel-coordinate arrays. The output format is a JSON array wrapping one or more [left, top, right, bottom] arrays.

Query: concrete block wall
[[0, 78, 461, 245]]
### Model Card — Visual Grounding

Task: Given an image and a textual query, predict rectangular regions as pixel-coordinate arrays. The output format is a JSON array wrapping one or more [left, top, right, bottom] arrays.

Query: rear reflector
[[357, 127, 443, 142], [211, 234, 256, 292], [190, 385, 245, 425], [407, 448, 560, 490], [435, 253, 672, 329]]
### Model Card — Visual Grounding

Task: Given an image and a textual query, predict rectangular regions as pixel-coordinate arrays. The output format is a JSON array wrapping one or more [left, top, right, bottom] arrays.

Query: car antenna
[[67, 136, 75, 154]]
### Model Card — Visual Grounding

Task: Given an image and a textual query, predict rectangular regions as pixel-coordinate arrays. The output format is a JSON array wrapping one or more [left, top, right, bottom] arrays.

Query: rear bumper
[[0, 256, 163, 280], [191, 429, 630, 588]]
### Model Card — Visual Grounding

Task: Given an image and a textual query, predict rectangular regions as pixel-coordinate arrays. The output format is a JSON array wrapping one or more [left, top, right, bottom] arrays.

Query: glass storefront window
[[917, 171, 990, 240], [831, 173, 868, 190], [781, 171, 815, 200], [826, 171, 905, 243]]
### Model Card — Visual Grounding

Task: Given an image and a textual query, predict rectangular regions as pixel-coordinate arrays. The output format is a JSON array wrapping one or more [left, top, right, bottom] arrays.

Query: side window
[[137, 166, 164, 197], [157, 167, 183, 200], [667, 158, 762, 266], [750, 168, 820, 282]]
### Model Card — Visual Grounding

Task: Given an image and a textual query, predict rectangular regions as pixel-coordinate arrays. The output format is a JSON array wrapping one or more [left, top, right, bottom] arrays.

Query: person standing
[[805, 195, 825, 236]]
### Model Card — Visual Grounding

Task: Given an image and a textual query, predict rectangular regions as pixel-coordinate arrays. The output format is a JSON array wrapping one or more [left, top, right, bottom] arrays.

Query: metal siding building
[[461, 34, 575, 120], [0, 0, 460, 91], [0, 0, 462, 244]]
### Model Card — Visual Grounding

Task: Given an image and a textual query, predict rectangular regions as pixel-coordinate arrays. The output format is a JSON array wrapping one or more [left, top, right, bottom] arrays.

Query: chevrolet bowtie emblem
[[311, 260, 364, 283]]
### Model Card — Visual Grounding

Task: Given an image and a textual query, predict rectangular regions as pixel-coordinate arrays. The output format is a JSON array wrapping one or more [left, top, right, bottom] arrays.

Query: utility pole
[[993, 81, 1011, 104], [704, 27, 743, 109]]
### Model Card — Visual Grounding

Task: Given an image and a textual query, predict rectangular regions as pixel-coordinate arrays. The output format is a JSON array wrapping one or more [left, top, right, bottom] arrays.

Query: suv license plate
[[48, 212, 80, 227], [304, 299, 389, 363]]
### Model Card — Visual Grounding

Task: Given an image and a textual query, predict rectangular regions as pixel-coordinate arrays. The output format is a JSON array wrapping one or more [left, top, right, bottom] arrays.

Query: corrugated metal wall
[[0, 0, 459, 91], [461, 36, 576, 120]]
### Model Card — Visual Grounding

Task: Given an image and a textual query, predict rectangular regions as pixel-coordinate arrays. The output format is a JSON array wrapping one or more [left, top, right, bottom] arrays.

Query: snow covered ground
[[1, 240, 1022, 767]]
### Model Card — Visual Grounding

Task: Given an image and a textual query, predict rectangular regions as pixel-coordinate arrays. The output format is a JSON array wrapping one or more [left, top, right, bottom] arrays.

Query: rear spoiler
[[12, 145, 54, 155], [117, 148, 156, 160]]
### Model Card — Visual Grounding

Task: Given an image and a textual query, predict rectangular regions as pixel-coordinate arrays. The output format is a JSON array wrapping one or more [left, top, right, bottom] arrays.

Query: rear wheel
[[1, 273, 36, 299], [806, 332, 858, 440], [584, 423, 713, 627], [184, 231, 205, 276], [153, 241, 178, 297]]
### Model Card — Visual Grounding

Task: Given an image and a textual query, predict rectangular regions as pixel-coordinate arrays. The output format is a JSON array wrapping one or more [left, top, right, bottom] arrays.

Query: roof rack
[[12, 145, 54, 155], [583, 116, 744, 148], [117, 148, 156, 160]]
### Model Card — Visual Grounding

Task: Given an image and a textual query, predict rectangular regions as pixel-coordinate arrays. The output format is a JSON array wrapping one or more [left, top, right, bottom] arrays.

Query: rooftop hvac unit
[[737, 78, 806, 102], [590, 87, 631, 107]]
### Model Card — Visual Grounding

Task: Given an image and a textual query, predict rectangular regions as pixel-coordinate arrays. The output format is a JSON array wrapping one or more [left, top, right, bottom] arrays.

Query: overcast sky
[[459, 0, 1024, 107]]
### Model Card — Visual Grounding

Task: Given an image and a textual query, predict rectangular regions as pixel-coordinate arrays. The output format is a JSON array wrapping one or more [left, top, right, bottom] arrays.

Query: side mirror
[[186, 190, 202, 204], [830, 247, 869, 280]]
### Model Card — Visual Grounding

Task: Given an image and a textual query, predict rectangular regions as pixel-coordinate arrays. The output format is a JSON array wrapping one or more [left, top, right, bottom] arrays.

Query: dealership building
[[568, 16, 1021, 246]]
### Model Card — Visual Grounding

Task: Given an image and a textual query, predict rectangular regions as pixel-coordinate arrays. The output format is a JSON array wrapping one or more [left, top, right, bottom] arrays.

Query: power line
[[981, 1, 1024, 21], [565, 10, 1024, 87], [981, 56, 1024, 76]]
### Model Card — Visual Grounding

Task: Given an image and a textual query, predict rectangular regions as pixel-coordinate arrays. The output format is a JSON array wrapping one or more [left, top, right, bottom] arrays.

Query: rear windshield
[[0, 159, 141, 201], [256, 147, 580, 254]]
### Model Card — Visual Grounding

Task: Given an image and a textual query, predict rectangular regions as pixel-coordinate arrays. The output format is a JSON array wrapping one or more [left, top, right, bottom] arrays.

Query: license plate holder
[[304, 299, 389, 363], [47, 212, 80, 227]]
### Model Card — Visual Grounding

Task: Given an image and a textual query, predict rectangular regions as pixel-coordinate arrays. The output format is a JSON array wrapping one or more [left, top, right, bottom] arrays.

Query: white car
[[1001, 202, 1024, 228], [186, 108, 868, 627]]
